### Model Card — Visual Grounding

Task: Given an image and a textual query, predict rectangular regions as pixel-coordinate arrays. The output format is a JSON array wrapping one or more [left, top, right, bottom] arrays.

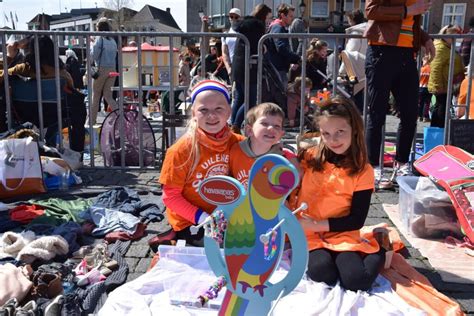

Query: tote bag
[[0, 137, 46, 199]]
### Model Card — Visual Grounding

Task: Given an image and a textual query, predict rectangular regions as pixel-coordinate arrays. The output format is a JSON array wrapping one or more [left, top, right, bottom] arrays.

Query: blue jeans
[[365, 45, 419, 165], [230, 81, 257, 128]]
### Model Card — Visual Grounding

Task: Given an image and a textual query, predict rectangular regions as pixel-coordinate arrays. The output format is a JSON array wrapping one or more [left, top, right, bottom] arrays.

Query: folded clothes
[[104, 223, 147, 243], [0, 231, 36, 260], [92, 188, 141, 214], [80, 206, 140, 237], [17, 235, 69, 264], [0, 263, 33, 306], [9, 205, 45, 224]]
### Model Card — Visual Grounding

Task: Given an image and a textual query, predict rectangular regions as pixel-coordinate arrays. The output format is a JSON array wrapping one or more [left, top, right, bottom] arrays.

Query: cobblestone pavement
[[50, 115, 474, 314]]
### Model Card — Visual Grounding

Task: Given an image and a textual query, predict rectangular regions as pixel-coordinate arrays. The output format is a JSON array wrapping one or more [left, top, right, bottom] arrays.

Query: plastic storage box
[[398, 176, 421, 234], [158, 244, 225, 309]]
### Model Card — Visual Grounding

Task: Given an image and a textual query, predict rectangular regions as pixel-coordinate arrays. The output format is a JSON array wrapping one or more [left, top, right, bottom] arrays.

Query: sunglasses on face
[[229, 15, 239, 20]]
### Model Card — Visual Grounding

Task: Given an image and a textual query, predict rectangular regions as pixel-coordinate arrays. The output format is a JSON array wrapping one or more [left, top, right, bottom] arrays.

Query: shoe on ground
[[44, 295, 63, 316], [374, 167, 393, 190], [390, 161, 412, 183], [14, 300, 37, 316], [423, 117, 431, 123], [0, 298, 18, 316]]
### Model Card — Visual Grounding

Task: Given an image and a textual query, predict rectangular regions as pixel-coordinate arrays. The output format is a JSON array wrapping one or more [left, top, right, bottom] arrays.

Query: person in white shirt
[[221, 8, 241, 78]]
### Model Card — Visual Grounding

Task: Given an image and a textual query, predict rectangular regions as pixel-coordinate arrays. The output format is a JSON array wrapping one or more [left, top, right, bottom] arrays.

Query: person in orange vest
[[418, 56, 431, 122], [292, 97, 389, 291], [155, 79, 244, 247]]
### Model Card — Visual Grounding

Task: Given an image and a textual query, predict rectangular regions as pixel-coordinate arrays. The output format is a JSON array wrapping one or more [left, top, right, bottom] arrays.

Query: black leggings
[[307, 248, 385, 292]]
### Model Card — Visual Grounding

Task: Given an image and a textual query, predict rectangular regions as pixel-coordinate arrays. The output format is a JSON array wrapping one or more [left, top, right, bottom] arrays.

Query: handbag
[[90, 66, 100, 79], [90, 37, 104, 80], [0, 137, 46, 199]]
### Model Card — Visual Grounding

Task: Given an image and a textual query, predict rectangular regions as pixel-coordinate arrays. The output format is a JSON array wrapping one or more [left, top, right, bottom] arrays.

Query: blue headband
[[191, 80, 231, 105]]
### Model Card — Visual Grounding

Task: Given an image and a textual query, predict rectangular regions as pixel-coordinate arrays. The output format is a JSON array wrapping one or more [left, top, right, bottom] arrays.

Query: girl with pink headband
[[156, 79, 244, 246]]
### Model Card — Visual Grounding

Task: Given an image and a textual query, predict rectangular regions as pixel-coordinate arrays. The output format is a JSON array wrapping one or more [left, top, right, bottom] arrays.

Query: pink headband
[[191, 80, 231, 105]]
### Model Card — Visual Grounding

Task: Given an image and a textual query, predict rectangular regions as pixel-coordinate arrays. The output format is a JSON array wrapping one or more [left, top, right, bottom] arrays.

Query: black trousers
[[365, 45, 419, 165], [307, 248, 385, 292], [430, 93, 448, 128]]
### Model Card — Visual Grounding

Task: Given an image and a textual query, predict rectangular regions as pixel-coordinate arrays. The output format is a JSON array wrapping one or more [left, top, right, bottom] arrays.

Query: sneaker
[[374, 167, 393, 190], [15, 300, 37, 316], [423, 117, 431, 123], [0, 298, 18, 316], [390, 161, 412, 183]]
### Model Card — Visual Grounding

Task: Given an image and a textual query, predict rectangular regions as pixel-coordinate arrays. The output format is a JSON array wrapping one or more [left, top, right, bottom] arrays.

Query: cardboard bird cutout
[[198, 154, 308, 315]]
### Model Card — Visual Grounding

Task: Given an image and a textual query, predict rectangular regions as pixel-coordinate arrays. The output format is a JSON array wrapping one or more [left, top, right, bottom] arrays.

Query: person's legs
[[67, 93, 87, 152], [430, 93, 448, 128], [102, 69, 118, 112], [335, 250, 385, 292], [175, 227, 205, 247], [278, 71, 289, 90], [365, 46, 394, 166], [91, 74, 108, 125], [391, 52, 419, 164], [307, 248, 339, 286], [230, 81, 244, 126], [234, 83, 257, 130]]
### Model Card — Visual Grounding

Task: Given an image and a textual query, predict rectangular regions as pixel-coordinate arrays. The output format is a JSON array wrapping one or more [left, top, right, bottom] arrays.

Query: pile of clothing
[[0, 188, 168, 315]]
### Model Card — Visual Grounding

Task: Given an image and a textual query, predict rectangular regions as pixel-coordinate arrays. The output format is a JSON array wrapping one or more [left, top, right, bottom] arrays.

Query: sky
[[0, 0, 187, 31]]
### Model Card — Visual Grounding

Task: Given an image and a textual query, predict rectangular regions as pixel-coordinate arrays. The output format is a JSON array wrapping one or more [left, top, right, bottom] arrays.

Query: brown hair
[[246, 102, 285, 126], [277, 3, 295, 18], [346, 9, 365, 25], [307, 39, 328, 62], [302, 97, 367, 176], [252, 4, 272, 22]]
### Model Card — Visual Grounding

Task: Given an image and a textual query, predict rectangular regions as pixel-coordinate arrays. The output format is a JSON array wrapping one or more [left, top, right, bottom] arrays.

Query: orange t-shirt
[[296, 148, 379, 253], [159, 128, 244, 231], [229, 139, 298, 190], [458, 78, 474, 119], [419, 64, 430, 88]]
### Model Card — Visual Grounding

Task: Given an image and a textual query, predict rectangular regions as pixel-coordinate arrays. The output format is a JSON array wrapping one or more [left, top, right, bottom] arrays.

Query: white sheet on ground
[[99, 255, 426, 316]]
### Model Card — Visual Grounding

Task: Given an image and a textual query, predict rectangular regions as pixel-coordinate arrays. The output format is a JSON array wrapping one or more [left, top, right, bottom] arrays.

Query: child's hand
[[299, 214, 329, 232], [298, 215, 316, 231]]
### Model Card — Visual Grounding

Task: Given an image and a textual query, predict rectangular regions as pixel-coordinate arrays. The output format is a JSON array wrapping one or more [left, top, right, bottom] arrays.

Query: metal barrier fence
[[0, 30, 250, 169], [1, 30, 473, 170], [258, 32, 474, 140]]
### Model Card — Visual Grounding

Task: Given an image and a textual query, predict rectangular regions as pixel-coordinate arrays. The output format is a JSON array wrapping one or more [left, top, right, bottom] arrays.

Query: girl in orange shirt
[[294, 97, 387, 291], [158, 79, 244, 246]]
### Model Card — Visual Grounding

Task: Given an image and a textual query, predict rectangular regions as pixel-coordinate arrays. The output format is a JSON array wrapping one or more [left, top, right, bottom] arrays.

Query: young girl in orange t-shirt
[[158, 79, 244, 246], [294, 97, 387, 292]]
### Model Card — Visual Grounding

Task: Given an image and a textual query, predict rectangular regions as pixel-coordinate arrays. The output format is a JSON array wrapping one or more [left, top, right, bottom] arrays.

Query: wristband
[[194, 208, 204, 224]]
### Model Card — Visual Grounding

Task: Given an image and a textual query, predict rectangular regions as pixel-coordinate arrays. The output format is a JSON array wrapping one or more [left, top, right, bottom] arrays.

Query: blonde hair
[[179, 77, 231, 178]]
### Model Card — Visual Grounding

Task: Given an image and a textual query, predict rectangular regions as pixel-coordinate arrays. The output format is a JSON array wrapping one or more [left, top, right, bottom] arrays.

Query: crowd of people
[[158, 1, 473, 295]]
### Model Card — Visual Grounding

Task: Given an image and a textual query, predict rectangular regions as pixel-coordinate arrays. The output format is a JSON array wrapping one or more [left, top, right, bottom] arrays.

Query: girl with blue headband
[[156, 79, 244, 246]]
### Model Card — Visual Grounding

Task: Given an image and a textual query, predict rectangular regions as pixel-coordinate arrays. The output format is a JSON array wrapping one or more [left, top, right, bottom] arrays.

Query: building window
[[345, 0, 354, 12], [311, 0, 329, 18], [442, 3, 466, 28], [360, 0, 365, 10]]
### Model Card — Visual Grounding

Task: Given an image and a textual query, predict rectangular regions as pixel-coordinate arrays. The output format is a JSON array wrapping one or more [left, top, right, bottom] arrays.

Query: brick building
[[426, 0, 474, 34]]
